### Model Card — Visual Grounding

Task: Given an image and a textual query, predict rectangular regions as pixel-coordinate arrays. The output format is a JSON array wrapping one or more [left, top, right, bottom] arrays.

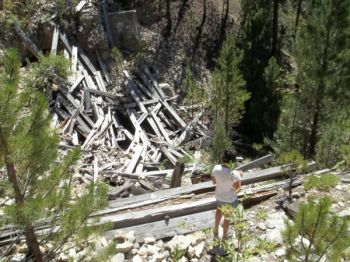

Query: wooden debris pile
[[12, 22, 207, 193]]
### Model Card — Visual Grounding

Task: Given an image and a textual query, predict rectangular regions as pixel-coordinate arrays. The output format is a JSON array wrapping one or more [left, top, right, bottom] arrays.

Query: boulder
[[146, 244, 160, 255], [167, 235, 192, 251], [126, 231, 136, 243], [132, 255, 144, 262], [144, 237, 156, 244], [116, 242, 134, 253], [114, 231, 126, 242], [257, 222, 267, 231], [265, 212, 287, 231], [266, 228, 283, 245], [187, 241, 205, 258], [275, 247, 286, 257], [187, 231, 207, 245], [111, 253, 125, 262], [10, 254, 26, 262]]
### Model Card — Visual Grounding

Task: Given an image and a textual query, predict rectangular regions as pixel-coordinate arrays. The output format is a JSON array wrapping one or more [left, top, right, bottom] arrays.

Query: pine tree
[[184, 62, 204, 119], [0, 49, 108, 261], [238, 0, 282, 142], [283, 197, 350, 262], [274, 0, 350, 160], [211, 36, 250, 136]]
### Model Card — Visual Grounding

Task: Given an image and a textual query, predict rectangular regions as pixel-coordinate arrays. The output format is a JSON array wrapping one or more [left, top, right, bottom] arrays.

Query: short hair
[[221, 149, 235, 163]]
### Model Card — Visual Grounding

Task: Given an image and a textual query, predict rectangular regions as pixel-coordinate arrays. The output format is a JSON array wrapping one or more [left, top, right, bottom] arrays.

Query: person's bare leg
[[222, 219, 230, 240], [214, 208, 222, 238]]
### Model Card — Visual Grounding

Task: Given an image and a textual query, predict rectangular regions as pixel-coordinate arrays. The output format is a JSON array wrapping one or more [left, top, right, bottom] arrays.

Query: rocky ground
[[3, 172, 349, 262]]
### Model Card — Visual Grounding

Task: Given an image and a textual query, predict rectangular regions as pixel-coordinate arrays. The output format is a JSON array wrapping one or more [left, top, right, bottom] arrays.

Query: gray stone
[[178, 257, 188, 262], [116, 242, 133, 253], [154, 253, 165, 262], [94, 236, 109, 252], [146, 244, 160, 255], [163, 250, 170, 259], [126, 231, 136, 243], [10, 254, 26, 262], [156, 240, 164, 248], [114, 231, 126, 241], [265, 212, 287, 231], [167, 235, 192, 251], [187, 231, 207, 245], [132, 255, 144, 262], [187, 241, 205, 258], [137, 245, 148, 256], [111, 253, 125, 262], [275, 247, 286, 257], [257, 222, 267, 231], [144, 237, 156, 244], [17, 244, 28, 253], [266, 228, 283, 245], [338, 201, 345, 207], [339, 208, 350, 217]]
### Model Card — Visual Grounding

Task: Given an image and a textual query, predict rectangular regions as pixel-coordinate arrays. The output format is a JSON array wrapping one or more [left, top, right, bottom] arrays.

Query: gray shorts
[[216, 199, 239, 208]]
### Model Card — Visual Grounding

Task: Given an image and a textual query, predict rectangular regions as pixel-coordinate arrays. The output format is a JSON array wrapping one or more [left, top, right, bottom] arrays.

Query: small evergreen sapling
[[283, 197, 350, 262], [0, 49, 108, 261], [277, 150, 307, 202]]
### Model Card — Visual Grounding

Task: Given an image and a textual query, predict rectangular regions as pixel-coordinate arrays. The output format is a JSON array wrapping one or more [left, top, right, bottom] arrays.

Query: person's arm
[[232, 170, 243, 193], [212, 175, 217, 185], [233, 180, 241, 193]]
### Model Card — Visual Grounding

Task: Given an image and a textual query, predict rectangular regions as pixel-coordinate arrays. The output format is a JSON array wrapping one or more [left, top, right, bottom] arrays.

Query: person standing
[[211, 150, 242, 240]]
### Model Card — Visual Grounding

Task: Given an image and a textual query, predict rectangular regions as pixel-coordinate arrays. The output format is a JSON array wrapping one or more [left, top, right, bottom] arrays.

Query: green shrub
[[303, 173, 339, 191], [283, 197, 350, 262]]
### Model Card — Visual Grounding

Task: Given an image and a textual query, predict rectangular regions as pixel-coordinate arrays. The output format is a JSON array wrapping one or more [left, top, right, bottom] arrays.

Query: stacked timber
[[12, 22, 207, 196]]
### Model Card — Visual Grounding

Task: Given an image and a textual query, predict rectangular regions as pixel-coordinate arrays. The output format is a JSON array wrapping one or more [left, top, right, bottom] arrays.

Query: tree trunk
[[294, 0, 303, 37], [1, 127, 44, 262], [170, 162, 185, 188], [164, 0, 172, 37], [308, 102, 320, 158], [5, 161, 44, 262], [272, 0, 279, 57]]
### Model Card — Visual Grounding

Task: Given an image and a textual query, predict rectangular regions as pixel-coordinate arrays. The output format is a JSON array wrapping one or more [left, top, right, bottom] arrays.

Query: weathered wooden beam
[[76, 0, 87, 12], [87, 88, 118, 100], [50, 25, 59, 55], [13, 22, 41, 58], [235, 154, 273, 172], [125, 145, 144, 174], [101, 0, 113, 47]]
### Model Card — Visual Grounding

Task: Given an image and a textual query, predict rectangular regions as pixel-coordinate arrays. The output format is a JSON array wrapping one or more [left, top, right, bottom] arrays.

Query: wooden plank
[[102, 0, 113, 47], [94, 71, 107, 92], [135, 145, 147, 173], [161, 100, 186, 129], [76, 0, 87, 12], [87, 88, 118, 100], [125, 145, 144, 174], [82, 116, 105, 149], [103, 164, 304, 212], [83, 70, 98, 90], [108, 182, 134, 200], [13, 22, 41, 58], [105, 210, 216, 243], [71, 46, 78, 82], [69, 74, 85, 93], [159, 145, 177, 165], [141, 64, 167, 99], [50, 26, 59, 55], [98, 190, 278, 229], [78, 47, 97, 74], [235, 154, 273, 172], [96, 51, 111, 85]]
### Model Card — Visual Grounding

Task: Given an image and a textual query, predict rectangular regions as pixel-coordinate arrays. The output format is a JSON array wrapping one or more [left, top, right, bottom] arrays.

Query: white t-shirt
[[212, 165, 242, 203]]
